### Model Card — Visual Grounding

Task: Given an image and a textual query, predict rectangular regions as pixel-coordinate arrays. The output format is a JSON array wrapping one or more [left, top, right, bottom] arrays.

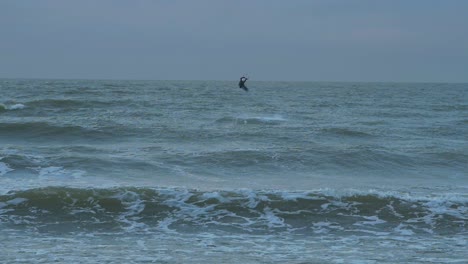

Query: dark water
[[1, 79, 467, 263]]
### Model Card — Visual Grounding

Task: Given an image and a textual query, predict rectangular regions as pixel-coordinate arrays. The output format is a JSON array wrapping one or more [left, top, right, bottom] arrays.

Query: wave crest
[[0, 122, 112, 142], [215, 115, 286, 125], [1, 187, 465, 235]]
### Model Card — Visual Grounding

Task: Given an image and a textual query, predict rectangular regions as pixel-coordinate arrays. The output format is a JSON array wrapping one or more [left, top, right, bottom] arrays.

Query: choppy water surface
[[1, 79, 467, 263]]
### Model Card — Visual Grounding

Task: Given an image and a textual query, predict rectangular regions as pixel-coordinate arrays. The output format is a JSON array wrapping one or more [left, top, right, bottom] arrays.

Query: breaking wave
[[1, 187, 466, 235], [0, 103, 25, 111]]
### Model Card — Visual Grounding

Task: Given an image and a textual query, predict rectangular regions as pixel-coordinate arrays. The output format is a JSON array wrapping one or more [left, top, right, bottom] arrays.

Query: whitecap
[[0, 159, 13, 176], [355, 215, 387, 226], [394, 223, 415, 236], [0, 103, 26, 111], [201, 191, 230, 203], [261, 207, 287, 228], [9, 103, 25, 110], [279, 191, 318, 201], [38, 166, 65, 177], [222, 114, 288, 125]]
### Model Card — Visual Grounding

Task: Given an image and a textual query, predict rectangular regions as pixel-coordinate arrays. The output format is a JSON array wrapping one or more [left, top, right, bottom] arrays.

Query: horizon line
[[1, 76, 467, 85]]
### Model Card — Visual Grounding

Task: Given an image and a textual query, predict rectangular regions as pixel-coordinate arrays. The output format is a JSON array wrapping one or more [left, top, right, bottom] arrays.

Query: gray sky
[[1, 0, 467, 82]]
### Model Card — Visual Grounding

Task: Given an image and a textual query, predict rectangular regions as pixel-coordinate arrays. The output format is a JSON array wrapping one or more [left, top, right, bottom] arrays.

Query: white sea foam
[[312, 221, 333, 234], [423, 197, 468, 219], [112, 190, 148, 232], [9, 103, 25, 110], [228, 114, 287, 124], [201, 191, 230, 203], [261, 207, 287, 228], [238, 189, 268, 209], [0, 159, 13, 176], [279, 191, 317, 201], [394, 223, 415, 236], [0, 103, 25, 110], [355, 215, 387, 226], [38, 166, 64, 177], [1, 79, 467, 263], [0, 162, 13, 176], [35, 166, 85, 181], [252, 114, 287, 122]]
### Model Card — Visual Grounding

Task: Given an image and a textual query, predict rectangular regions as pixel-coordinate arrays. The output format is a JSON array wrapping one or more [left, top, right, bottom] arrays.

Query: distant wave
[[0, 122, 113, 142], [320, 127, 374, 138], [26, 99, 113, 109], [188, 149, 288, 167], [0, 187, 466, 235], [215, 115, 286, 125], [132, 145, 467, 172], [432, 104, 468, 112], [0, 103, 25, 111]]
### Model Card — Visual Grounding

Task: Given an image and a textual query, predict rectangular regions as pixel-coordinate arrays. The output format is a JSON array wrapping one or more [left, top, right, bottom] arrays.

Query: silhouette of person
[[239, 76, 248, 92]]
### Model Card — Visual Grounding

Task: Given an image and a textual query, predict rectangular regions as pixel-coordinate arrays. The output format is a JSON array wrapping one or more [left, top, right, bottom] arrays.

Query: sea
[[0, 79, 467, 263]]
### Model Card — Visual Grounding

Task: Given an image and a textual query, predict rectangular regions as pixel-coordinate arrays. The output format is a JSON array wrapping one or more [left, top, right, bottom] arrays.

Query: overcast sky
[[1, 0, 467, 82]]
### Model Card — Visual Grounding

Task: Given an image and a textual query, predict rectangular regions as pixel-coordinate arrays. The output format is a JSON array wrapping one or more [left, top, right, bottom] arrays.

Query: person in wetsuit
[[239, 76, 248, 91]]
